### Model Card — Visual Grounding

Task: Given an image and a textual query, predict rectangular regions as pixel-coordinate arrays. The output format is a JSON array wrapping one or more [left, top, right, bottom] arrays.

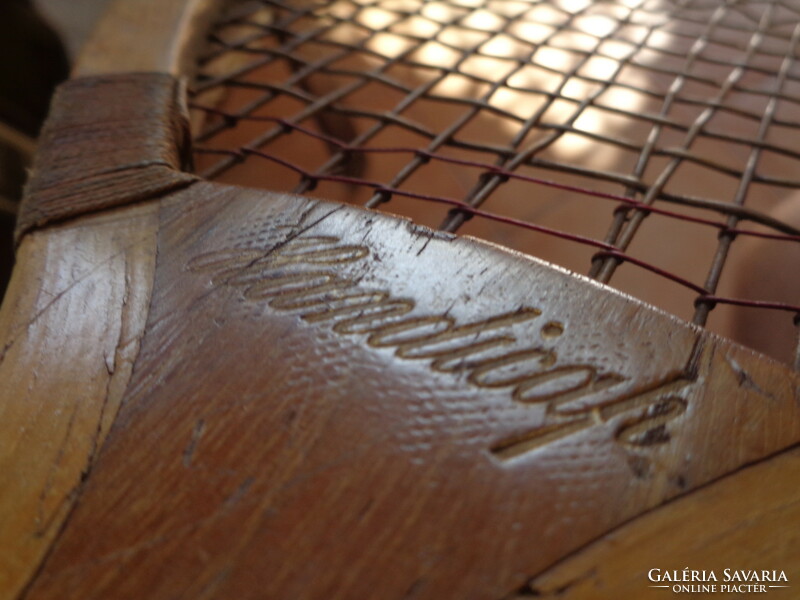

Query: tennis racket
[[2, 0, 800, 597]]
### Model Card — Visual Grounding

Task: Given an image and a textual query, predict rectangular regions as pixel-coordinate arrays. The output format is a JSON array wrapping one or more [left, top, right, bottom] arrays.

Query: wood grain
[[525, 445, 800, 598], [18, 183, 800, 599], [0, 204, 158, 599], [4, 0, 799, 596], [75, 0, 223, 77]]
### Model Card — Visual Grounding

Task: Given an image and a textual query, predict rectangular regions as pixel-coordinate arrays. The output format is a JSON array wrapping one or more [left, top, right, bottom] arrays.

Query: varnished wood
[[18, 183, 800, 599], [2, 0, 799, 597], [75, 0, 224, 77], [0, 204, 158, 599], [527, 445, 800, 598]]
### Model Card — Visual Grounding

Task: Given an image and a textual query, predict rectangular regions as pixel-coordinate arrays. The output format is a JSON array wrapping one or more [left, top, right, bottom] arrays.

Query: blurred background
[[0, 0, 111, 299], [37, 0, 113, 58]]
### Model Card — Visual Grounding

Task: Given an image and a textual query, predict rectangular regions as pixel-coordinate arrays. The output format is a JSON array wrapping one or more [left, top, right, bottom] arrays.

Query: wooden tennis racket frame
[[1, 0, 799, 598]]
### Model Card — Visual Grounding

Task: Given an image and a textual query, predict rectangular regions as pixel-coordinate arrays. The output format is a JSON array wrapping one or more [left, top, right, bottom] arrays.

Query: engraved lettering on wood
[[491, 374, 691, 461], [188, 231, 689, 457]]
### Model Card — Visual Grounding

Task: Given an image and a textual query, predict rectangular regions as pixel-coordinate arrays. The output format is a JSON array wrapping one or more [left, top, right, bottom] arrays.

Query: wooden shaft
[[75, 0, 222, 77]]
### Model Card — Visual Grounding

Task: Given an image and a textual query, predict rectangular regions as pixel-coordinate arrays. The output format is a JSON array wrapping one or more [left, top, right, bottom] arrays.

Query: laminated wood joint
[[15, 72, 198, 242]]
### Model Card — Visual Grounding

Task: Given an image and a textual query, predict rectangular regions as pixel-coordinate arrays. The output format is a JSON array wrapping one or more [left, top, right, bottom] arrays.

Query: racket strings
[[189, 0, 800, 365]]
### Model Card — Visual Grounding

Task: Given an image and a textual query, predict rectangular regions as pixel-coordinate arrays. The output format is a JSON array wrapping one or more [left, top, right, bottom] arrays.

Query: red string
[[191, 103, 800, 244], [697, 295, 800, 314], [190, 104, 800, 317]]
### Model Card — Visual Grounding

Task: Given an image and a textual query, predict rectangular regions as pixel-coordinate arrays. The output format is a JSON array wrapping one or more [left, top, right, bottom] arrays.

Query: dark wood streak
[[188, 231, 691, 459]]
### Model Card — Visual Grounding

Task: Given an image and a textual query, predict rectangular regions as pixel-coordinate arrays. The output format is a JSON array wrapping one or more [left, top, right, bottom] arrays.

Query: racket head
[[187, 0, 800, 364]]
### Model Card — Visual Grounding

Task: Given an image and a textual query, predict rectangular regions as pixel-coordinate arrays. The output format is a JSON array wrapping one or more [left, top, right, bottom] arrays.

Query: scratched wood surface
[[14, 182, 800, 599], [1, 0, 799, 597], [0, 205, 158, 599]]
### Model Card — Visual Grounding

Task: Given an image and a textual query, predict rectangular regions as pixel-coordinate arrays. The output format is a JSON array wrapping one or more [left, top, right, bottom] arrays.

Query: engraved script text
[[188, 232, 688, 459]]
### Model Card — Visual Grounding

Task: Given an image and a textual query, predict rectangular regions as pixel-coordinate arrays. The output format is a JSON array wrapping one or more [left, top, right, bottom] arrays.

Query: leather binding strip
[[15, 72, 197, 242]]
